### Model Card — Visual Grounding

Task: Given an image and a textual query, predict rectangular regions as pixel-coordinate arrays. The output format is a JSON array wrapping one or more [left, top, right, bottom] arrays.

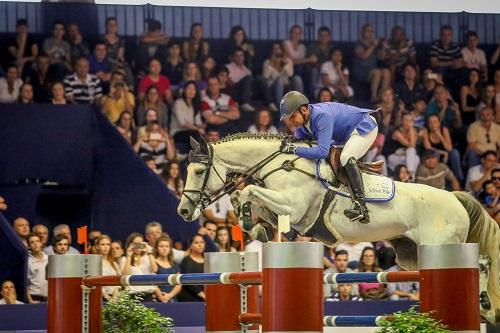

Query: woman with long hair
[[460, 69, 482, 126], [51, 81, 68, 105], [178, 234, 206, 302], [478, 84, 500, 123], [375, 87, 404, 136], [115, 111, 136, 145], [163, 161, 184, 198], [393, 164, 412, 182], [182, 23, 209, 62], [215, 226, 237, 252], [136, 85, 168, 128], [154, 235, 181, 302], [110, 240, 126, 268], [356, 247, 387, 300], [227, 25, 255, 69], [200, 55, 217, 82], [18, 83, 34, 104], [247, 109, 278, 134], [178, 61, 206, 95], [95, 235, 121, 300]]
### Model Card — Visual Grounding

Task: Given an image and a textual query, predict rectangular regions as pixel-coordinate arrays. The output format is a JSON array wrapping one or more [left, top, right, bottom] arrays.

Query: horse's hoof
[[480, 291, 491, 310], [250, 222, 274, 242]]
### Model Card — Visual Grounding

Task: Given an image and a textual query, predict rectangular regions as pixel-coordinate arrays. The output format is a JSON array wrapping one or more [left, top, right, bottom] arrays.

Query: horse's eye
[[195, 169, 205, 175]]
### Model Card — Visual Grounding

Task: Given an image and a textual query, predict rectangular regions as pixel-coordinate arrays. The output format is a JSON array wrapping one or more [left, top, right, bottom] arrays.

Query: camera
[[133, 243, 145, 250]]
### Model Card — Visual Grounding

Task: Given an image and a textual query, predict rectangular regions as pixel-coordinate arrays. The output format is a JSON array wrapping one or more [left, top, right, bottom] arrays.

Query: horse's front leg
[[237, 185, 292, 215]]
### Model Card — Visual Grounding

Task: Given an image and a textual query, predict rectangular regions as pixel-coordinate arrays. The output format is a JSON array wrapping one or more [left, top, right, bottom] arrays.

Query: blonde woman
[[95, 235, 121, 300]]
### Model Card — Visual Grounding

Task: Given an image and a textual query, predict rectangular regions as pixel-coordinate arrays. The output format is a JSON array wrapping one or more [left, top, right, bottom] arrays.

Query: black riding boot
[[343, 157, 370, 224]]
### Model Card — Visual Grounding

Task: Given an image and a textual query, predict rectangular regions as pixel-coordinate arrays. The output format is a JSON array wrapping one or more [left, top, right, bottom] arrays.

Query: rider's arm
[[294, 112, 334, 159]]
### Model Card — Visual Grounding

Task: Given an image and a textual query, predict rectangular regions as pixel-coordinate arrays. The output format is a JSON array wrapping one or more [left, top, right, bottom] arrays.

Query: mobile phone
[[427, 73, 438, 80]]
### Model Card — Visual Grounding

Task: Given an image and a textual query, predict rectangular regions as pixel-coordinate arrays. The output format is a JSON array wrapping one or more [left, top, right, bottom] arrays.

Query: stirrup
[[344, 201, 370, 224]]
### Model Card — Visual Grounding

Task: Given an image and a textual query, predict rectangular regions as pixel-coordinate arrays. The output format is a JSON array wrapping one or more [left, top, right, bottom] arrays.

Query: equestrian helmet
[[279, 91, 309, 121]]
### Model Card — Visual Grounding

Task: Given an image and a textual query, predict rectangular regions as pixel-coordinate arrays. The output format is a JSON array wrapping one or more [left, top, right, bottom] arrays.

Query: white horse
[[177, 133, 500, 321]]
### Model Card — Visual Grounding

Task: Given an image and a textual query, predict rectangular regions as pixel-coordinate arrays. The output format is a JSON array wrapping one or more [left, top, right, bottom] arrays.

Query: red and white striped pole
[[47, 254, 102, 333], [262, 242, 324, 333], [419, 243, 480, 333], [205, 251, 260, 333]]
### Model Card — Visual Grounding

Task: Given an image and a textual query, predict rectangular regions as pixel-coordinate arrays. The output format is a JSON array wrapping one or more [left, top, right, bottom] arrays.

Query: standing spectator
[[226, 48, 254, 112], [394, 63, 426, 110], [138, 58, 173, 104], [136, 86, 168, 129], [384, 112, 420, 179], [51, 81, 68, 105], [137, 19, 169, 74], [248, 109, 278, 134], [53, 234, 70, 255], [261, 43, 301, 110], [380, 26, 417, 81], [32, 224, 49, 248], [306, 26, 334, 97], [425, 84, 462, 130], [460, 69, 482, 126], [25, 53, 55, 103], [0, 64, 23, 103], [154, 235, 181, 302], [88, 42, 112, 90], [215, 226, 236, 252], [466, 107, 499, 169], [465, 150, 499, 194], [115, 111, 136, 145], [462, 31, 488, 81], [18, 83, 34, 104], [63, 57, 102, 105], [162, 43, 184, 92], [178, 234, 206, 302], [66, 23, 90, 65], [12, 217, 30, 247], [0, 281, 23, 304], [422, 114, 464, 182], [201, 76, 241, 134], [429, 25, 466, 95], [178, 61, 206, 95], [416, 149, 461, 190], [26, 234, 48, 303], [7, 19, 38, 76], [352, 23, 390, 103], [163, 161, 184, 199], [317, 48, 353, 102], [95, 235, 121, 300], [101, 73, 135, 123], [183, 23, 209, 63], [44, 224, 80, 255], [227, 26, 255, 69], [282, 25, 315, 93], [42, 21, 71, 80], [355, 247, 387, 300]]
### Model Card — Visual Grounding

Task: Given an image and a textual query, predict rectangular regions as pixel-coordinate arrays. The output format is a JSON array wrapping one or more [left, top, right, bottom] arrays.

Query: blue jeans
[[447, 149, 464, 181], [465, 150, 482, 171]]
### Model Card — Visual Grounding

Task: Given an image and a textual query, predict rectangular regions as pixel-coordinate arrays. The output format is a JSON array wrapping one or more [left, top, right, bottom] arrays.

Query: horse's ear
[[190, 136, 200, 152], [200, 135, 209, 155]]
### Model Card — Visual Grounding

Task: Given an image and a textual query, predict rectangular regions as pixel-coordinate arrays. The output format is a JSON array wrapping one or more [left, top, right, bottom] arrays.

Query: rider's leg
[[340, 127, 378, 223]]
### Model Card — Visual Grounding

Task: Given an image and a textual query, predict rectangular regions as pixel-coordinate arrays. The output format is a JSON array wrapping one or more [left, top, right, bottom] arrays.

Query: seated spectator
[[101, 17, 133, 87], [162, 43, 184, 92], [201, 76, 241, 135], [393, 164, 412, 182], [200, 55, 217, 82], [416, 149, 461, 190], [12, 217, 30, 247], [380, 25, 417, 81], [32, 224, 49, 248], [356, 247, 387, 300], [138, 58, 173, 104], [466, 150, 500, 195], [374, 87, 404, 136], [122, 232, 158, 301], [154, 235, 181, 302], [460, 69, 482, 126], [352, 23, 390, 102], [0, 281, 23, 304], [88, 230, 102, 254], [53, 234, 70, 255], [394, 64, 426, 110], [202, 221, 217, 242], [171, 81, 205, 152], [362, 132, 388, 176], [317, 87, 334, 102], [115, 111, 136, 145], [422, 114, 464, 182], [178, 234, 206, 302], [217, 66, 237, 99], [51, 81, 68, 104], [425, 84, 462, 130], [317, 48, 353, 102], [306, 26, 334, 97], [67, 23, 90, 65], [95, 234, 121, 300], [42, 21, 71, 80], [384, 112, 420, 179], [145, 222, 187, 264], [44, 224, 80, 255], [0, 64, 23, 103], [135, 130, 176, 173], [136, 86, 168, 129], [202, 192, 237, 227], [386, 263, 419, 301], [226, 48, 254, 112], [137, 112, 163, 141], [282, 25, 314, 95], [178, 61, 206, 95], [422, 69, 441, 102], [63, 57, 102, 105], [101, 73, 135, 123], [326, 284, 362, 302], [324, 250, 358, 299], [25, 53, 55, 103], [465, 107, 499, 169], [481, 180, 500, 224], [18, 83, 34, 104], [163, 161, 184, 199], [493, 169, 500, 191], [111, 240, 126, 269], [261, 42, 302, 110], [182, 23, 209, 63], [248, 109, 278, 134], [227, 25, 255, 69], [27, 234, 48, 303], [215, 226, 237, 252], [7, 19, 38, 77], [477, 84, 499, 122], [137, 19, 169, 74], [88, 42, 112, 90], [412, 98, 427, 132], [462, 31, 487, 81], [205, 127, 221, 143], [335, 241, 373, 269], [429, 25, 466, 95]]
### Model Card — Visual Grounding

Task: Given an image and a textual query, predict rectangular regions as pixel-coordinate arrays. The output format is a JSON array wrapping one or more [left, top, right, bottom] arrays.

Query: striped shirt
[[138, 141, 168, 170], [63, 73, 102, 104], [429, 40, 462, 63]]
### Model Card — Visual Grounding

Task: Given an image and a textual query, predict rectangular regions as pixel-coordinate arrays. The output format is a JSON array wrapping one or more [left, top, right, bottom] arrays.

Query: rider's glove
[[280, 141, 297, 154]]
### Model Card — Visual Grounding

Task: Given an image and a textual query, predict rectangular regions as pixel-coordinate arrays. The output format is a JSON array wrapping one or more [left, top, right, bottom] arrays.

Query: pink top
[[226, 62, 251, 84], [359, 282, 382, 293], [139, 75, 171, 101]]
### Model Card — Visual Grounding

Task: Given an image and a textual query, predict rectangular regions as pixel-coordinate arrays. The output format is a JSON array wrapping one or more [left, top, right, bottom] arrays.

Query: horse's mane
[[212, 132, 293, 145]]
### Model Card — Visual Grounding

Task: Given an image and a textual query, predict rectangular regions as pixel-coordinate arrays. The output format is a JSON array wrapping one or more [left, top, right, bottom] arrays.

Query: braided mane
[[212, 132, 293, 145]]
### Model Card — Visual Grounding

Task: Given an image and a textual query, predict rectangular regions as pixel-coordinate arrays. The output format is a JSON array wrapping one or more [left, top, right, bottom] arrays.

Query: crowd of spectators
[[0, 15, 499, 305]]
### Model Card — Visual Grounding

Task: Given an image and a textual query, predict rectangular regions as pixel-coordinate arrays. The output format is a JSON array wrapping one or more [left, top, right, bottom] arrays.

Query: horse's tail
[[453, 191, 500, 311]]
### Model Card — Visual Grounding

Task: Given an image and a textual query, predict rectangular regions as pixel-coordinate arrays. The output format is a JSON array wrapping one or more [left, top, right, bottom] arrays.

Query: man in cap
[[279, 91, 378, 223]]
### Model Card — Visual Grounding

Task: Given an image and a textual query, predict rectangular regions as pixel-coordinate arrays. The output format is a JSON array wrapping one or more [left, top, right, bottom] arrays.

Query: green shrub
[[102, 290, 174, 333], [377, 307, 450, 333]]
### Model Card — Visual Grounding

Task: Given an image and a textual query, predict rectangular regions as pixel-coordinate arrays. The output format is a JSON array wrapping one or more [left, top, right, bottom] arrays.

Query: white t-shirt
[[283, 40, 306, 61], [461, 47, 487, 70], [0, 78, 23, 103], [0, 299, 23, 304], [247, 125, 278, 134], [320, 61, 349, 86], [335, 242, 374, 263], [129, 255, 157, 294], [465, 164, 484, 193], [27, 252, 48, 297], [205, 194, 234, 219]]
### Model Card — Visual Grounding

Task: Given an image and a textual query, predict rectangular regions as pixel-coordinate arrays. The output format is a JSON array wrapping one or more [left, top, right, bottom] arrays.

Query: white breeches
[[340, 126, 378, 167]]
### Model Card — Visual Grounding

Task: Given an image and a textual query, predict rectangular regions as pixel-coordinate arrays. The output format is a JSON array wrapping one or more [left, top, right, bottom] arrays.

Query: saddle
[[328, 148, 384, 185]]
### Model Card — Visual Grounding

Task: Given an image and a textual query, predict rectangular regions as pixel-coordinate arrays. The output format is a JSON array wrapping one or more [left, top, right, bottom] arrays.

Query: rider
[[279, 91, 379, 224]]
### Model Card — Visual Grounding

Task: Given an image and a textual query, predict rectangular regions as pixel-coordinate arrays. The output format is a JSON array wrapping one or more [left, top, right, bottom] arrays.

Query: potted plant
[[377, 307, 450, 333]]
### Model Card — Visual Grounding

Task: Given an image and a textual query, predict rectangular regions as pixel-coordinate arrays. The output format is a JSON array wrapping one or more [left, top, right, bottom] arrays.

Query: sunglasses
[[486, 133, 491, 144], [492, 177, 500, 181]]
